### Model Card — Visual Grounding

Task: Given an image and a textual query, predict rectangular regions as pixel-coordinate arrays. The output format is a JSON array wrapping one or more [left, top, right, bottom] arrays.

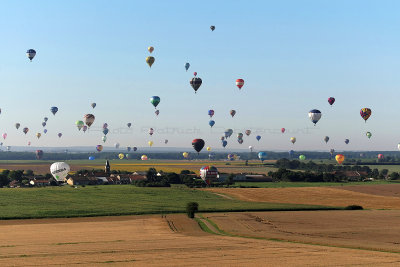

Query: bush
[[345, 205, 363, 210], [186, 202, 199, 218]]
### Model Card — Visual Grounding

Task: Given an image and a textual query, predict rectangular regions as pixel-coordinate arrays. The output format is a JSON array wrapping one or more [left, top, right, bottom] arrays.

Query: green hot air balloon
[[366, 132, 372, 139], [150, 96, 160, 109], [299, 155, 306, 160], [76, 120, 84, 131]]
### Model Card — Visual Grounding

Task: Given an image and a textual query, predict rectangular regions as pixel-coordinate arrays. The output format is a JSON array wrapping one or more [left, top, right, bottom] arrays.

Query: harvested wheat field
[[203, 210, 400, 253], [206, 186, 400, 209], [1, 214, 400, 266], [336, 184, 400, 198]]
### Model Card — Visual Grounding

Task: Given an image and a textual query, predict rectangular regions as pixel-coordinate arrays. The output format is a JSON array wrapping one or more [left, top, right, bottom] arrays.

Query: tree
[[186, 202, 199, 218], [226, 174, 235, 186], [0, 174, 10, 187], [8, 170, 24, 182], [146, 168, 158, 182], [24, 169, 34, 176], [390, 172, 400, 180], [165, 173, 181, 184]]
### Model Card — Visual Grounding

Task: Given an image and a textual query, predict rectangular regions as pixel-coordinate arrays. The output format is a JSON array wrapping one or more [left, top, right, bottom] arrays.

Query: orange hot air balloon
[[335, 154, 345, 164]]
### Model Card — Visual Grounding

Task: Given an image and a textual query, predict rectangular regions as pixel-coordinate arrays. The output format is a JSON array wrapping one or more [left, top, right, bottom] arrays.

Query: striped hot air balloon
[[236, 79, 244, 89]]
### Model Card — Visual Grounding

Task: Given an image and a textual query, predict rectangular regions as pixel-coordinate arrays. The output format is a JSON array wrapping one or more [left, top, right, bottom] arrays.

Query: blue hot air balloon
[[308, 109, 322, 125], [50, 106, 58, 115], [256, 135, 261, 141], [103, 128, 109, 135], [185, 62, 190, 71], [89, 156, 95, 160], [209, 120, 215, 128], [222, 140, 228, 148], [289, 150, 294, 158], [258, 152, 267, 162]]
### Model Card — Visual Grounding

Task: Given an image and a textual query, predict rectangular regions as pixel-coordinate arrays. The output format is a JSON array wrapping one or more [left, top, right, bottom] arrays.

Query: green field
[[234, 180, 396, 188], [0, 185, 336, 219]]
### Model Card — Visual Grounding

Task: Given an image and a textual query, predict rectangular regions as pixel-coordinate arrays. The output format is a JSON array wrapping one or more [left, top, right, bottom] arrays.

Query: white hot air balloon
[[50, 162, 70, 182], [308, 109, 322, 125]]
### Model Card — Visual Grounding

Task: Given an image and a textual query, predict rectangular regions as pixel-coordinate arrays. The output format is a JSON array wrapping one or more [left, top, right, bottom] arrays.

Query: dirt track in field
[[206, 186, 400, 209], [1, 214, 400, 266]]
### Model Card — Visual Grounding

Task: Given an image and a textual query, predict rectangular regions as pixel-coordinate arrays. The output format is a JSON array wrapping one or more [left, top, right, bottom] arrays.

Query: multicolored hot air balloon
[[96, 145, 103, 152], [209, 120, 215, 128], [360, 108, 372, 122], [84, 114, 95, 127], [190, 76, 202, 93], [185, 62, 190, 71], [141, 155, 148, 160], [192, 139, 205, 154], [258, 152, 267, 162], [50, 106, 58, 115], [328, 97, 335, 106], [291, 137, 296, 144], [23, 127, 29, 135], [150, 96, 160, 108], [35, 150, 43, 160], [200, 166, 218, 185], [36, 133, 41, 139], [366, 132, 372, 139], [146, 56, 155, 68], [245, 130, 251, 136], [148, 46, 154, 53], [149, 128, 154, 136], [155, 110, 160, 116], [324, 136, 329, 143], [256, 135, 261, 141], [236, 79, 244, 90], [308, 109, 322, 125], [208, 110, 214, 118], [335, 154, 345, 164], [378, 154, 384, 160], [26, 49, 36, 61], [230, 110, 236, 117]]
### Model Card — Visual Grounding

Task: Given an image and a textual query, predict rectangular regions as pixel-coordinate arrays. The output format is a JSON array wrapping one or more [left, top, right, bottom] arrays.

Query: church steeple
[[105, 159, 110, 174]]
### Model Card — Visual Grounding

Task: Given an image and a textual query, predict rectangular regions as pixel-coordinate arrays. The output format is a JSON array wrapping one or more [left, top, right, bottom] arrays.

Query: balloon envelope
[[360, 108, 372, 122], [141, 155, 148, 160], [50, 106, 58, 115], [209, 120, 215, 127], [50, 162, 70, 181], [146, 56, 155, 68], [308, 109, 322, 125], [299, 155, 306, 160], [258, 152, 267, 162], [335, 154, 345, 164], [185, 62, 190, 71], [192, 139, 205, 153], [96, 145, 103, 152], [84, 114, 95, 127], [150, 96, 160, 108]]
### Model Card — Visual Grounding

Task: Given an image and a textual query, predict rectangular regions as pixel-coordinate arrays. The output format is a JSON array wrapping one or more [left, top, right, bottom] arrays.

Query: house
[[132, 171, 147, 176], [9, 180, 21, 188], [96, 177, 109, 184], [107, 176, 120, 185], [29, 179, 51, 187], [332, 171, 368, 181], [67, 176, 99, 186], [129, 174, 147, 182], [116, 174, 131, 184]]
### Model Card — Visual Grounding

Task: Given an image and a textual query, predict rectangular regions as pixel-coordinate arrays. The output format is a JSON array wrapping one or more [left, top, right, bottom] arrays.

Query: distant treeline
[[1, 151, 400, 161]]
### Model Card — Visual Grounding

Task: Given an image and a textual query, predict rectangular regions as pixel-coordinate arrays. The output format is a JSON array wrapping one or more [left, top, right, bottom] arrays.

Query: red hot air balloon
[[192, 139, 205, 154], [378, 154, 384, 160], [193, 72, 197, 76], [281, 128, 285, 133], [360, 108, 372, 122], [236, 79, 244, 89], [328, 97, 335, 106]]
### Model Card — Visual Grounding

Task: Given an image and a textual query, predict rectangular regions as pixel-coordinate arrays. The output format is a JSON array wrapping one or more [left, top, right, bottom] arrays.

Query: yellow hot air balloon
[[148, 46, 154, 53], [290, 137, 296, 144], [141, 155, 148, 160], [118, 153, 125, 160], [207, 146, 211, 151], [183, 152, 189, 158], [146, 56, 155, 68], [335, 154, 345, 164], [36, 133, 41, 139], [148, 141, 154, 147]]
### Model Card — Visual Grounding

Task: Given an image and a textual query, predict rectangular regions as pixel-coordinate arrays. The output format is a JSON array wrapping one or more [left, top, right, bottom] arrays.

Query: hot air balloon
[[200, 166, 218, 185], [291, 137, 296, 144], [324, 136, 329, 143], [96, 145, 103, 152], [366, 132, 372, 139], [207, 146, 211, 151], [238, 138, 243, 144], [258, 152, 267, 162], [192, 139, 205, 153], [84, 114, 95, 127], [230, 110, 236, 117], [58, 133, 62, 138], [398, 143, 400, 151], [42, 122, 46, 127], [155, 110, 160, 116], [289, 150, 294, 158], [146, 56, 155, 68], [35, 150, 43, 160], [148, 46, 154, 53], [103, 128, 109, 135], [6, 146, 10, 151], [245, 130, 251, 136], [150, 96, 160, 108], [27, 49, 36, 61], [141, 155, 148, 160], [50, 107, 58, 115], [378, 154, 384, 160], [50, 162, 70, 182], [44, 117, 48, 122], [148, 141, 154, 147], [330, 149, 335, 156], [190, 76, 202, 93], [82, 126, 87, 132], [127, 122, 132, 128], [125, 154, 130, 159], [164, 139, 168, 144], [36, 133, 41, 139], [220, 136, 225, 141], [183, 152, 189, 159], [345, 139, 350, 144], [27, 141, 31, 146], [210, 25, 215, 31], [222, 140, 227, 147], [308, 109, 322, 125], [102, 136, 107, 143], [118, 153, 125, 160], [15, 123, 20, 130], [89, 156, 95, 160], [299, 155, 306, 161], [2, 133, 7, 140], [360, 108, 372, 122], [208, 110, 214, 118], [335, 154, 345, 164], [91, 103, 96, 109], [237, 133, 244, 139], [236, 79, 244, 90], [249, 146, 253, 152], [224, 129, 233, 138], [114, 143, 120, 149], [281, 128, 285, 134], [209, 120, 215, 128], [76, 120, 84, 131], [44, 129, 47, 134], [102, 123, 108, 129], [185, 62, 190, 71], [23, 127, 29, 135], [133, 147, 137, 151], [193, 72, 197, 76], [127, 147, 131, 152], [149, 128, 154, 136], [227, 154, 234, 161], [328, 97, 335, 106], [256, 135, 261, 141]]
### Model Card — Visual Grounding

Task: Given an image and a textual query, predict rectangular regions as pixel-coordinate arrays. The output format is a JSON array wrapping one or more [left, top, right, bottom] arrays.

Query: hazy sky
[[0, 0, 399, 152]]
